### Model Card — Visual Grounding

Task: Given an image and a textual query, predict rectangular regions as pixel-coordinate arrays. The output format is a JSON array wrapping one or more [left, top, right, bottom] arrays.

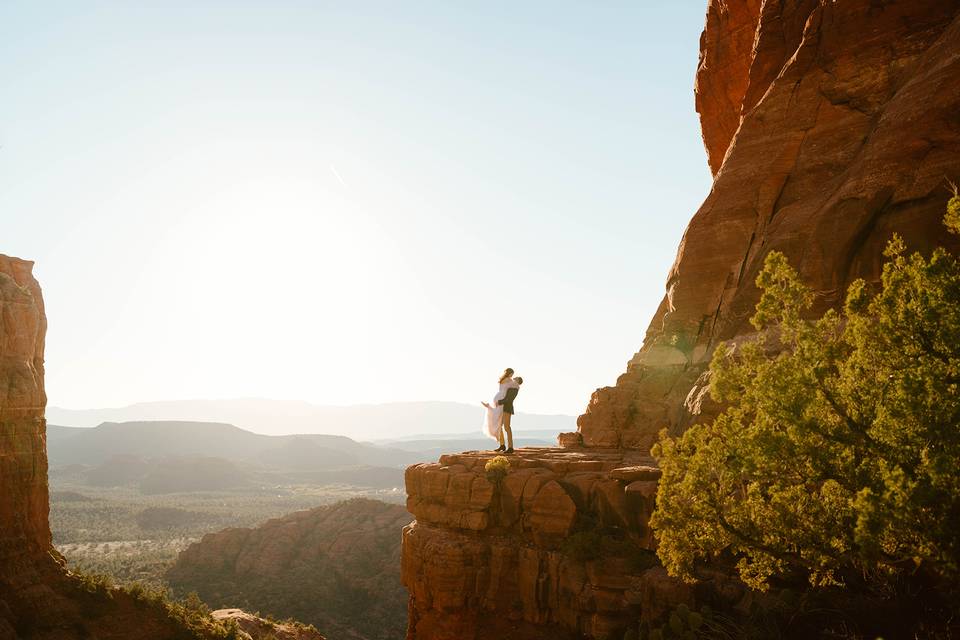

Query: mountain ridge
[[47, 398, 576, 440]]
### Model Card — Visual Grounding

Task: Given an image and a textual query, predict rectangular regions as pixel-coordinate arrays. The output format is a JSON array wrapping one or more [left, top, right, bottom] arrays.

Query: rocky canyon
[[4, 1, 960, 639], [401, 1, 960, 638], [167, 498, 411, 640], [0, 256, 324, 639]]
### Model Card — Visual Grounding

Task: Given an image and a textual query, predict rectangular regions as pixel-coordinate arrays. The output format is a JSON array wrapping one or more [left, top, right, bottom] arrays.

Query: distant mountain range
[[45, 419, 558, 494], [46, 399, 576, 440]]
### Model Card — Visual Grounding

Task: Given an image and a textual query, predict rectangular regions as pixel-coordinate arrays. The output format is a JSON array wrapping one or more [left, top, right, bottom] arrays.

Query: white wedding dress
[[482, 379, 519, 441]]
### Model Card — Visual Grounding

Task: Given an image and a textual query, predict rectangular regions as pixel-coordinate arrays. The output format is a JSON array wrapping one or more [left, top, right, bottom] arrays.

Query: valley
[[50, 483, 400, 589], [3, 2, 960, 639], [42, 418, 557, 638]]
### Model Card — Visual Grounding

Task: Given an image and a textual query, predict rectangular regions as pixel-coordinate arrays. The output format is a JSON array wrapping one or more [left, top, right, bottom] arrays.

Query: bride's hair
[[499, 368, 514, 383]]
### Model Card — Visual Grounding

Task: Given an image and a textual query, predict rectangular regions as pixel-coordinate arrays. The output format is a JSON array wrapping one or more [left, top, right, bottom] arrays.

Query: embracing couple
[[481, 367, 523, 454]]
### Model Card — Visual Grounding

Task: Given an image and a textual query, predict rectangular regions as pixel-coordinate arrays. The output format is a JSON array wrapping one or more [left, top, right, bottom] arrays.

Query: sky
[[1, 2, 712, 417]]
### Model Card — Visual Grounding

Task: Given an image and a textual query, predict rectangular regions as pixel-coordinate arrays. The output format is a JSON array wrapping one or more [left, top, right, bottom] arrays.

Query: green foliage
[[946, 185, 960, 234], [165, 498, 410, 640], [50, 481, 400, 589], [74, 570, 115, 595], [651, 198, 960, 591], [52, 489, 407, 639], [484, 455, 511, 482], [67, 568, 242, 639]]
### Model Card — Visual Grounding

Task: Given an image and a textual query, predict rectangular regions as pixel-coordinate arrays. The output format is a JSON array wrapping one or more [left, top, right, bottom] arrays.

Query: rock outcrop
[[1, 255, 316, 640], [404, 2, 960, 639], [577, 0, 960, 450], [401, 449, 696, 640], [0, 256, 49, 573], [211, 609, 327, 640], [168, 498, 411, 640], [0, 255, 60, 638]]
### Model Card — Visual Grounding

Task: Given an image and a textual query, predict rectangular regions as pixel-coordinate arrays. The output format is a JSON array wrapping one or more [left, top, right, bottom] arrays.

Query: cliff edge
[[403, 1, 960, 638]]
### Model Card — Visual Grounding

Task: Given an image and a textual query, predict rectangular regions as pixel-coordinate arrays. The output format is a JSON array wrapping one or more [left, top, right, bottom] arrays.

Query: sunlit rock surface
[[1, 254, 320, 640], [212, 609, 327, 640], [404, 1, 960, 638], [169, 498, 409, 640], [577, 0, 960, 452], [402, 448, 678, 640]]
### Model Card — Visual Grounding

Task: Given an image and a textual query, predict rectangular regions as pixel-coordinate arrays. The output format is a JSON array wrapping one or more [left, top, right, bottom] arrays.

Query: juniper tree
[[650, 196, 960, 591]]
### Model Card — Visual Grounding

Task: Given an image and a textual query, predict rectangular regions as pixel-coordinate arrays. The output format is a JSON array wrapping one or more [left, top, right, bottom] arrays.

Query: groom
[[496, 376, 523, 454]]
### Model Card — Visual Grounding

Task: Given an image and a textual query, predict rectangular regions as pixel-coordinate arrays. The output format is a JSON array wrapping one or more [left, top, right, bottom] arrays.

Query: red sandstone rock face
[[0, 256, 183, 638], [577, 0, 960, 450], [168, 498, 410, 640], [695, 0, 762, 174], [406, 4, 960, 639], [0, 255, 313, 640], [402, 449, 673, 640], [0, 256, 49, 571]]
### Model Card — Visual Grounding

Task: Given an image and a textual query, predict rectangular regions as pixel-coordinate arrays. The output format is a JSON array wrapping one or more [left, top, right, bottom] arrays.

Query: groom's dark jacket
[[498, 387, 519, 415]]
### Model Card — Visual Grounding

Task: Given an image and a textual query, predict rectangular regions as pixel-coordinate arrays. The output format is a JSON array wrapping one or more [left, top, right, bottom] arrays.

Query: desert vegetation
[[165, 498, 411, 640], [51, 482, 403, 590], [651, 196, 960, 636]]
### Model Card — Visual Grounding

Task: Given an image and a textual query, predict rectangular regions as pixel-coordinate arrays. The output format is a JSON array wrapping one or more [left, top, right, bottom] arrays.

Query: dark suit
[[498, 387, 519, 415]]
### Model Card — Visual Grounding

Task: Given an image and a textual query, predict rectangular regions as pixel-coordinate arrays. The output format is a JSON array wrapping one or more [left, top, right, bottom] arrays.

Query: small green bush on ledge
[[484, 455, 511, 482]]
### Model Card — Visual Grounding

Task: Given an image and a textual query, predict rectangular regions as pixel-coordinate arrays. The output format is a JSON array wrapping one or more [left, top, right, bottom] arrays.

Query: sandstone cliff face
[[0, 255, 319, 640], [0, 256, 189, 638], [578, 0, 960, 450], [168, 498, 411, 640], [400, 450, 709, 640], [403, 2, 960, 639], [0, 256, 49, 572], [0, 255, 61, 638]]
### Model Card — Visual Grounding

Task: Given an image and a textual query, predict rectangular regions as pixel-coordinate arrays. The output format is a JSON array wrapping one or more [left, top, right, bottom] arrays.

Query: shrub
[[484, 455, 511, 482], [68, 568, 243, 639], [651, 197, 960, 591]]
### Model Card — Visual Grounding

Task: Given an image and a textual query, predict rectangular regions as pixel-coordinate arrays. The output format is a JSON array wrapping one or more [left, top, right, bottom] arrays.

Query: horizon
[[45, 396, 579, 439], [2, 3, 712, 416], [5, 3, 960, 639], [49, 396, 577, 416]]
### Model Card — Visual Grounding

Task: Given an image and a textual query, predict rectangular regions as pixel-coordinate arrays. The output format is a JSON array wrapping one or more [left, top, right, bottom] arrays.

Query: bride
[[481, 368, 519, 449]]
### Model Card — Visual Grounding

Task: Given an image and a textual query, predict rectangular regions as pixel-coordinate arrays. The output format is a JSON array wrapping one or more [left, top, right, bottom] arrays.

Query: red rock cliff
[[0, 257, 49, 573], [0, 256, 319, 640], [168, 498, 410, 640], [577, 0, 960, 450], [403, 2, 960, 639], [402, 450, 684, 640]]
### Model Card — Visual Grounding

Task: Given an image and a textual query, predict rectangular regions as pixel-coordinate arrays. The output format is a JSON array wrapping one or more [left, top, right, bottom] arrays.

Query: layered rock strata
[[0, 255, 62, 639], [577, 0, 960, 450], [404, 2, 960, 639], [401, 449, 691, 640], [168, 498, 411, 640], [0, 256, 49, 573], [1, 254, 317, 640]]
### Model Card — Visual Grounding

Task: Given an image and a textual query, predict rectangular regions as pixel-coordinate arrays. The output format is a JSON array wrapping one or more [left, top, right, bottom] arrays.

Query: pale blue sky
[[1, 2, 712, 418]]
